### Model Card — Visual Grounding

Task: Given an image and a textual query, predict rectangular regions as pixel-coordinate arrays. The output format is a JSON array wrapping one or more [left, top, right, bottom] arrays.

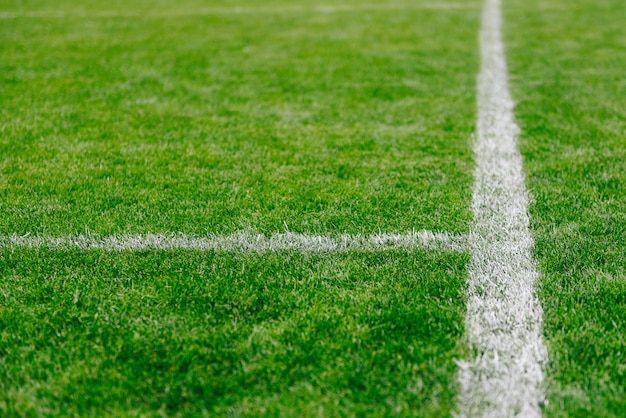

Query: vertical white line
[[455, 0, 548, 416]]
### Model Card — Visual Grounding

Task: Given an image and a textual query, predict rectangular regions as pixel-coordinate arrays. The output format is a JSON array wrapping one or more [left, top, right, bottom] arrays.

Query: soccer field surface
[[1, 0, 624, 416]]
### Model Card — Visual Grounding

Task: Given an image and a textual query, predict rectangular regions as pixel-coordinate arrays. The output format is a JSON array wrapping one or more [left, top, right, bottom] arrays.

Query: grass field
[[505, 0, 626, 415], [1, 0, 624, 416]]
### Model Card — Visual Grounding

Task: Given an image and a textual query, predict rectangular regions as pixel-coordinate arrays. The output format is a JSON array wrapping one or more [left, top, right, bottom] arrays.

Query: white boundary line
[[455, 0, 548, 417], [0, 3, 477, 19], [0, 231, 466, 253], [1, 0, 549, 414]]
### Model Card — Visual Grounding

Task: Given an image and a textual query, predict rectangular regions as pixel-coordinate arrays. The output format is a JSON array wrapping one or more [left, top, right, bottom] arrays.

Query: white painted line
[[0, 3, 476, 19], [455, 0, 548, 417], [1, 230, 466, 253]]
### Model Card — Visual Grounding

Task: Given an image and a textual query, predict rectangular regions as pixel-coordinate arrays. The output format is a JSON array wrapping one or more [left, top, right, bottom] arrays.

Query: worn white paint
[[1, 230, 466, 253], [455, 0, 548, 417]]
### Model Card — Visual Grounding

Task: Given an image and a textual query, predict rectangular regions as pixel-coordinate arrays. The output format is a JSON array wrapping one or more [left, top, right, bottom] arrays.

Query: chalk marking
[[455, 0, 548, 417], [0, 231, 466, 253]]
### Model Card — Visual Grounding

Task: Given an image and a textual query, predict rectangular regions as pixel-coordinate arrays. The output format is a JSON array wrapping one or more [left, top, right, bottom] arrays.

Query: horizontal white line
[[1, 231, 467, 253], [0, 3, 477, 19]]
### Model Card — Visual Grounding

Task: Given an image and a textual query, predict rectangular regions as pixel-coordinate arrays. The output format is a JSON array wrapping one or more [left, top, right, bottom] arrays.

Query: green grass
[[505, 0, 626, 415], [0, 0, 480, 416], [1, 249, 468, 416], [0, 0, 477, 236], [9, 0, 625, 415]]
